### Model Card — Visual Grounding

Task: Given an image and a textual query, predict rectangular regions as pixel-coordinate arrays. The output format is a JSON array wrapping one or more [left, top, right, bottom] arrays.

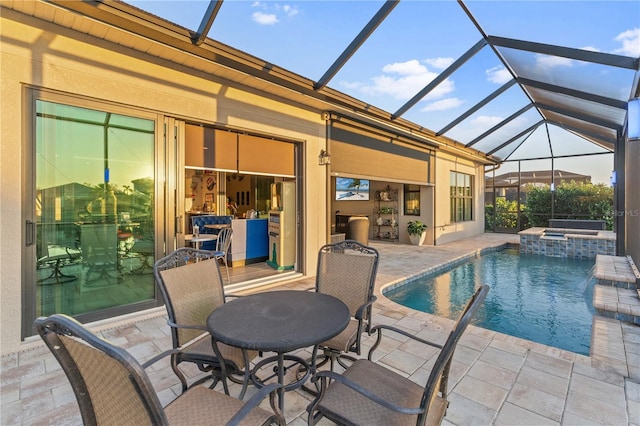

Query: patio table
[[206, 290, 349, 414], [184, 234, 217, 251]]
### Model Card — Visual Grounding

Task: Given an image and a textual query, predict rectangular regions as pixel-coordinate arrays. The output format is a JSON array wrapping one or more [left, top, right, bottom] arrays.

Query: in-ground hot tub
[[519, 227, 615, 258]]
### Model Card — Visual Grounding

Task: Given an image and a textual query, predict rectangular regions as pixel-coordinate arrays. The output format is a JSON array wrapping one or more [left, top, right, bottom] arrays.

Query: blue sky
[[128, 1, 639, 183]]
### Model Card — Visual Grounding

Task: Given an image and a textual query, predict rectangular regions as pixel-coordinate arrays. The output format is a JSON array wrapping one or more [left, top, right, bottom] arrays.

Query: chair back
[[35, 314, 167, 426], [215, 227, 233, 255], [154, 248, 225, 348], [419, 285, 489, 424], [316, 240, 379, 320], [81, 224, 118, 266]]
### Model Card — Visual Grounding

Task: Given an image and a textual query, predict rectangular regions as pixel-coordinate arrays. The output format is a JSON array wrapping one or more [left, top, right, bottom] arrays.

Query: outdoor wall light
[[611, 170, 617, 186], [628, 98, 640, 140], [318, 149, 331, 166]]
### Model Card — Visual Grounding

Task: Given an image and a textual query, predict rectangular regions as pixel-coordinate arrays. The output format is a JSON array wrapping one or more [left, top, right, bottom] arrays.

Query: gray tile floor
[[2, 234, 639, 425]]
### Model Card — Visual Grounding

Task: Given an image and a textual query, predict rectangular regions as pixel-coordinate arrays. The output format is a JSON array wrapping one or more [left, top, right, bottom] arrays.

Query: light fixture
[[611, 170, 617, 186], [628, 98, 640, 140], [318, 149, 331, 166]]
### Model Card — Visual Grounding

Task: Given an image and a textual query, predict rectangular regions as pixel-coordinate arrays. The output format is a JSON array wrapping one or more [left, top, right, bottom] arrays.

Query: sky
[[128, 0, 640, 184]]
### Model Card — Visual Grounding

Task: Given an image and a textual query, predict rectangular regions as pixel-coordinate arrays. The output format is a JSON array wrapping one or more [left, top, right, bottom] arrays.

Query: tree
[[348, 179, 361, 195]]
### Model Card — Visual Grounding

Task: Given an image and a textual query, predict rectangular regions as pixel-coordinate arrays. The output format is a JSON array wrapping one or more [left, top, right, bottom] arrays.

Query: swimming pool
[[385, 248, 596, 355]]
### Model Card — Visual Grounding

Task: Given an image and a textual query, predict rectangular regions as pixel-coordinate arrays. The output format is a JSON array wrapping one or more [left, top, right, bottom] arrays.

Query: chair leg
[[223, 258, 230, 283], [171, 355, 189, 392]]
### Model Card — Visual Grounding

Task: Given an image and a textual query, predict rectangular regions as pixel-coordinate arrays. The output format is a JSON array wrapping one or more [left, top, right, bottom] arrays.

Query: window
[[404, 184, 420, 216], [450, 172, 473, 222]]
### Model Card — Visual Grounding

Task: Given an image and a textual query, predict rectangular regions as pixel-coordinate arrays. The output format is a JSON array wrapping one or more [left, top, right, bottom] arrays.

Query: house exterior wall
[[1, 5, 487, 353], [0, 9, 328, 353], [433, 151, 485, 245]]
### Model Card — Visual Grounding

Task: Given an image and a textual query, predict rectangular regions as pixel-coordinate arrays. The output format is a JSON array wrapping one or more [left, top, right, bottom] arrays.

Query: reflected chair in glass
[[213, 227, 233, 283], [299, 240, 379, 393], [307, 285, 489, 426], [80, 224, 119, 285], [153, 247, 257, 398], [35, 314, 285, 426]]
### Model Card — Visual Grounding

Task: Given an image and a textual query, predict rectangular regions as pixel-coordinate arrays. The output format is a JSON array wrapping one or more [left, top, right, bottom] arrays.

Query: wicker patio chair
[[307, 285, 490, 426], [297, 240, 378, 393], [35, 314, 284, 426], [154, 247, 257, 398]]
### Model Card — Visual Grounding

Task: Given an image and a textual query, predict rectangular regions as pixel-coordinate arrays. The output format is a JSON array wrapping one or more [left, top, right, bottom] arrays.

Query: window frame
[[450, 171, 474, 223]]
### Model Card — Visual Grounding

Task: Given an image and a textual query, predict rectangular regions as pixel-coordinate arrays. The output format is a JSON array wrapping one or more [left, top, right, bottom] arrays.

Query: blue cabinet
[[246, 218, 268, 260]]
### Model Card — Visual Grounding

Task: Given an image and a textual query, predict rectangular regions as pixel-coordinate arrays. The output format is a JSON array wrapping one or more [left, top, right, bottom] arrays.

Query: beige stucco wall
[[0, 8, 328, 353], [433, 151, 485, 245]]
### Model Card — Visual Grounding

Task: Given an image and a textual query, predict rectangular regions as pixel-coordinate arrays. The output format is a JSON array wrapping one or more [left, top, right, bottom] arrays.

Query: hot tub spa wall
[[519, 228, 616, 258]]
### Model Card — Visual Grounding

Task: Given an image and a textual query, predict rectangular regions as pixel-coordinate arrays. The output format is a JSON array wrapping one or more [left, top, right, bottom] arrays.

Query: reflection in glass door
[[31, 99, 156, 324]]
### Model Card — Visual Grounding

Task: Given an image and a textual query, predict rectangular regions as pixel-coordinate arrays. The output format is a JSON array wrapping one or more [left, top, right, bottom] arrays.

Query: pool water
[[385, 248, 596, 355]]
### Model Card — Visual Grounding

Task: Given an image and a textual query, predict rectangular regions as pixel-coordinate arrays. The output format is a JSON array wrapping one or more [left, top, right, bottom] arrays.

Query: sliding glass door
[[23, 93, 161, 336]]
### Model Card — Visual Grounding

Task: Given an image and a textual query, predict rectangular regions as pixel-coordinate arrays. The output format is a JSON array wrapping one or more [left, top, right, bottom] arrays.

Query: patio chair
[[81, 223, 119, 284], [307, 285, 490, 426], [35, 314, 285, 426], [154, 247, 257, 398], [298, 240, 378, 392], [213, 227, 233, 283]]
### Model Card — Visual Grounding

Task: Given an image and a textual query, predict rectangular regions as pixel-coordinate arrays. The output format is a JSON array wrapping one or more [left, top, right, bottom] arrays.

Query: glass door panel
[[34, 100, 156, 319]]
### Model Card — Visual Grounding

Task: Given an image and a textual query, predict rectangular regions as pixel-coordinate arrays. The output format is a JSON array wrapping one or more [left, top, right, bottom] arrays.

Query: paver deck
[[2, 233, 639, 425]]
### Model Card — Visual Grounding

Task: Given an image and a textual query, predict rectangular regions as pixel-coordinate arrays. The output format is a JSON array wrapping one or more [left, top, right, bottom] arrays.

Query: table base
[[251, 354, 311, 392]]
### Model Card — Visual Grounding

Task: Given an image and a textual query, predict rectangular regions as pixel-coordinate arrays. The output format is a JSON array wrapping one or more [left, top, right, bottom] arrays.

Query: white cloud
[[281, 4, 299, 17], [382, 59, 428, 76], [472, 115, 504, 128], [340, 80, 364, 90], [345, 59, 455, 101], [486, 66, 511, 84], [421, 97, 464, 112], [425, 57, 455, 70], [252, 11, 278, 25], [613, 28, 640, 57], [581, 45, 601, 53], [535, 54, 574, 68], [251, 2, 298, 25]]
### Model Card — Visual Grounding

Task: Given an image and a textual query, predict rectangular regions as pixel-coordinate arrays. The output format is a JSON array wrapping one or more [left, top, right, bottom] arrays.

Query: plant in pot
[[407, 220, 428, 245]]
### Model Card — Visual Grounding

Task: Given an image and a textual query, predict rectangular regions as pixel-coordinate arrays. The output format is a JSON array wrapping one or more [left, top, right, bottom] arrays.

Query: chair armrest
[[140, 349, 180, 369], [226, 382, 285, 426], [368, 324, 443, 360], [166, 320, 208, 333], [354, 295, 377, 320], [311, 370, 424, 416]]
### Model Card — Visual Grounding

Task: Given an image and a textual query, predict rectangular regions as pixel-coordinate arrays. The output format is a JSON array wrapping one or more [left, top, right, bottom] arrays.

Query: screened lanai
[[44, 0, 640, 255]]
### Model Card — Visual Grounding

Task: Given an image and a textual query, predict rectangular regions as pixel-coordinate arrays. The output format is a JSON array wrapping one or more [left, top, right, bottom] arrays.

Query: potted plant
[[407, 220, 428, 245]]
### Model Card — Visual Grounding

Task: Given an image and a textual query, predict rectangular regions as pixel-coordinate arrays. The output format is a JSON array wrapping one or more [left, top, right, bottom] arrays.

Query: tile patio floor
[[2, 233, 639, 425]]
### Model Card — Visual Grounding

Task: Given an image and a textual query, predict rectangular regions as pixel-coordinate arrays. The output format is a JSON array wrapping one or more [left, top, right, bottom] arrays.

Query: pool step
[[593, 254, 640, 289], [592, 255, 640, 327], [593, 285, 640, 326]]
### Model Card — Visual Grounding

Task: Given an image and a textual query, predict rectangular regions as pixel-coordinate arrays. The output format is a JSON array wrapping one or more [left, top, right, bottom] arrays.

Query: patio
[[2, 233, 639, 425]]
